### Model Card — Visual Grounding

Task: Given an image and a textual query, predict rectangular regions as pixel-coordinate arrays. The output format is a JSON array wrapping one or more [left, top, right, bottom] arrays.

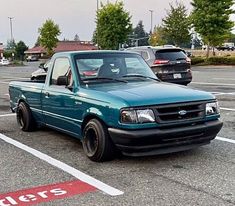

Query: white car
[[0, 59, 10, 66]]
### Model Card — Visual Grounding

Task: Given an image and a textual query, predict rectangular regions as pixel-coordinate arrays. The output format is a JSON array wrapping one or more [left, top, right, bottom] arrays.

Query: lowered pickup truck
[[9, 51, 223, 162]]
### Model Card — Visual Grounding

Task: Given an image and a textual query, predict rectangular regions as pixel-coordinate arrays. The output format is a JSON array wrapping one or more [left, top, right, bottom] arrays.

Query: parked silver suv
[[125, 46, 192, 85]]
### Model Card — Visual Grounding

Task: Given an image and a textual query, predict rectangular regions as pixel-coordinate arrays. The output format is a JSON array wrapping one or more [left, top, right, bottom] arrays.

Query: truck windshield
[[74, 53, 157, 83]]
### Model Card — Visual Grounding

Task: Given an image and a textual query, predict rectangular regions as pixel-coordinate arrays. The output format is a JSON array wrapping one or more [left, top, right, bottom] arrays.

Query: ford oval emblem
[[179, 110, 187, 116]]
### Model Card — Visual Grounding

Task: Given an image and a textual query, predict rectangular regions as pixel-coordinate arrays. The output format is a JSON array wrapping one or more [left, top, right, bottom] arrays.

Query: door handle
[[45, 92, 50, 98]]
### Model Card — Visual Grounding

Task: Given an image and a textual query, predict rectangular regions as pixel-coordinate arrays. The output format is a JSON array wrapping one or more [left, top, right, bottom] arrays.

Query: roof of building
[[25, 41, 97, 54]]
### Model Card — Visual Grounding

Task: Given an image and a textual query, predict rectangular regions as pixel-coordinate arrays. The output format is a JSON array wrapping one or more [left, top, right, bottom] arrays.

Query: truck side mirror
[[57, 76, 69, 86]]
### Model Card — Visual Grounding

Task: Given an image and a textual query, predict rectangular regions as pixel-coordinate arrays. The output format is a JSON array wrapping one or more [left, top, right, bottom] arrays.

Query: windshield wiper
[[83, 77, 127, 83], [121, 74, 160, 82]]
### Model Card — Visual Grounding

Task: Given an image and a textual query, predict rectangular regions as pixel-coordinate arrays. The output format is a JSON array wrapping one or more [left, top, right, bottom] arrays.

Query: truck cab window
[[50, 58, 71, 85]]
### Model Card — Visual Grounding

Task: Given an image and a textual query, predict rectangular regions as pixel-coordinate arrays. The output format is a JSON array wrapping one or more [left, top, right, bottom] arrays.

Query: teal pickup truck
[[9, 51, 223, 162]]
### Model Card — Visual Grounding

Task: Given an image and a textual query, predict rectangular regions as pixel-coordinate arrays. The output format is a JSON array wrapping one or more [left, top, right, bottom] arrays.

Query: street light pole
[[8, 17, 14, 42], [149, 10, 153, 34], [96, 0, 99, 49], [97, 0, 99, 11]]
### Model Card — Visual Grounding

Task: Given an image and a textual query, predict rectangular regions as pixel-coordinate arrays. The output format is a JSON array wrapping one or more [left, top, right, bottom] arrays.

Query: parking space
[[0, 65, 234, 205]]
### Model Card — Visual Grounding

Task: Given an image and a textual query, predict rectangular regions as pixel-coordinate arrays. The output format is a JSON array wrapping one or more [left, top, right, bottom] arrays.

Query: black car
[[125, 46, 192, 85]]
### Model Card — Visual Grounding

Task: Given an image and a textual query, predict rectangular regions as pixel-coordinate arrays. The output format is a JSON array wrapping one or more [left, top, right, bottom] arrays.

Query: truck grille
[[154, 102, 205, 124]]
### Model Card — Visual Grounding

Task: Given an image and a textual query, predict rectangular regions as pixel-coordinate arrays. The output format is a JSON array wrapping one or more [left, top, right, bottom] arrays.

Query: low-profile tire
[[17, 102, 36, 131], [82, 119, 116, 162]]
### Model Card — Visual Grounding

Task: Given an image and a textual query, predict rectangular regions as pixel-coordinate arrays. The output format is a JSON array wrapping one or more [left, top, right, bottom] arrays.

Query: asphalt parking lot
[[0, 63, 234, 206]]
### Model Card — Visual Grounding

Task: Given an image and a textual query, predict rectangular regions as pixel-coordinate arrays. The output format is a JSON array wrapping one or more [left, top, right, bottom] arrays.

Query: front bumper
[[108, 120, 223, 156]]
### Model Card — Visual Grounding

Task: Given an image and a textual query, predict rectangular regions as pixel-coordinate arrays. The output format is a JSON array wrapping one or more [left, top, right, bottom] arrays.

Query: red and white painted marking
[[0, 180, 96, 206], [0, 134, 124, 197]]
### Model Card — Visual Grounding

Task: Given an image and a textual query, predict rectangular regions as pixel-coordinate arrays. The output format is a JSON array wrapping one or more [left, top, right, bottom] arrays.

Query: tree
[[6, 39, 16, 50], [92, 29, 97, 44], [149, 25, 167, 46], [226, 32, 235, 43], [74, 34, 80, 41], [132, 21, 149, 46], [34, 36, 40, 47], [38, 19, 61, 56], [95, 1, 132, 49], [191, 0, 234, 57], [162, 2, 191, 47], [15, 41, 28, 60]]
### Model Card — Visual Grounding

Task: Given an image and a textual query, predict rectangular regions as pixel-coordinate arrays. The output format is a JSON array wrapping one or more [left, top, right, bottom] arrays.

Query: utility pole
[[149, 10, 153, 34], [8, 17, 14, 42], [96, 0, 99, 49]]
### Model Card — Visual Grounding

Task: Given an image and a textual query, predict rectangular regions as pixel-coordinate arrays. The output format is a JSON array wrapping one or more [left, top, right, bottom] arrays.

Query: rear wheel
[[17, 102, 36, 131], [82, 119, 116, 162]]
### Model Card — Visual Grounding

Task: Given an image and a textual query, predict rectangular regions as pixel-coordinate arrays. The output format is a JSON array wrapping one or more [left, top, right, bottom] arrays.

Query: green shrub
[[10, 60, 24, 66], [206, 56, 235, 65], [191, 57, 205, 65], [191, 56, 235, 65]]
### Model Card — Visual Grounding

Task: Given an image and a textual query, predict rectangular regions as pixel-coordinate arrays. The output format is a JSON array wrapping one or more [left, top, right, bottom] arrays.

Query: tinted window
[[74, 53, 156, 81], [50, 58, 71, 85], [76, 59, 103, 72], [154, 49, 187, 61]]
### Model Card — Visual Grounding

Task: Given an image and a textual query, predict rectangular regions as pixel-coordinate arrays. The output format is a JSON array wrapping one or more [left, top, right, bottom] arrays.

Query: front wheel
[[17, 102, 36, 131], [82, 119, 116, 162]]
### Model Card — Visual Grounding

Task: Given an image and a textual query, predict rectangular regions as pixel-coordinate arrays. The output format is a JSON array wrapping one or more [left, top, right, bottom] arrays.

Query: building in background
[[24, 41, 97, 58], [0, 43, 4, 58]]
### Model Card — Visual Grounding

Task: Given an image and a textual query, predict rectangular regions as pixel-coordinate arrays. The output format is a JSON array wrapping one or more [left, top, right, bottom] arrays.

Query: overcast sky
[[1, 0, 192, 47]]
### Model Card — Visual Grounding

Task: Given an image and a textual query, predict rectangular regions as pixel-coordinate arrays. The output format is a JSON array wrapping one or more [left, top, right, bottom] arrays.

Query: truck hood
[[86, 81, 215, 106]]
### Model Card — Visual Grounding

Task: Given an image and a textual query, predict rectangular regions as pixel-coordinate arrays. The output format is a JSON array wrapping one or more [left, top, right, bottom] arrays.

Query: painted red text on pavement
[[0, 180, 96, 206]]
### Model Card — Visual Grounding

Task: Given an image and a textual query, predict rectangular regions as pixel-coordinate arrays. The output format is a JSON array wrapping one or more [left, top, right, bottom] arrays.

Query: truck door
[[41, 57, 80, 136]]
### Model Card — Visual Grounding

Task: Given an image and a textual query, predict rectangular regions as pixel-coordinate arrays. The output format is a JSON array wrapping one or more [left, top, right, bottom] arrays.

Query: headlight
[[136, 109, 155, 123], [121, 110, 138, 123], [206, 102, 220, 115], [121, 109, 155, 124]]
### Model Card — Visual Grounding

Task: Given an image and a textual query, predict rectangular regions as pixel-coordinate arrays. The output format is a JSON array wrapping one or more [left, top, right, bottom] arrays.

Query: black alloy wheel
[[82, 119, 116, 162], [17, 102, 36, 131]]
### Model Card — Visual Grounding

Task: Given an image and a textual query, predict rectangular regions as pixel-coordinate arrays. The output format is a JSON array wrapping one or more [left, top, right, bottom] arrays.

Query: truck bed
[[9, 80, 45, 114]]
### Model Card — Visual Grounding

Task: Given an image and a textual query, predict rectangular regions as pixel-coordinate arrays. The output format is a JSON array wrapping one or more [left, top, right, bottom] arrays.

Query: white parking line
[[0, 81, 9, 84], [220, 107, 235, 112], [0, 133, 124, 196], [1, 77, 29, 80], [0, 113, 15, 117], [214, 92, 235, 96], [213, 78, 235, 81], [216, 136, 235, 144], [191, 82, 235, 86]]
